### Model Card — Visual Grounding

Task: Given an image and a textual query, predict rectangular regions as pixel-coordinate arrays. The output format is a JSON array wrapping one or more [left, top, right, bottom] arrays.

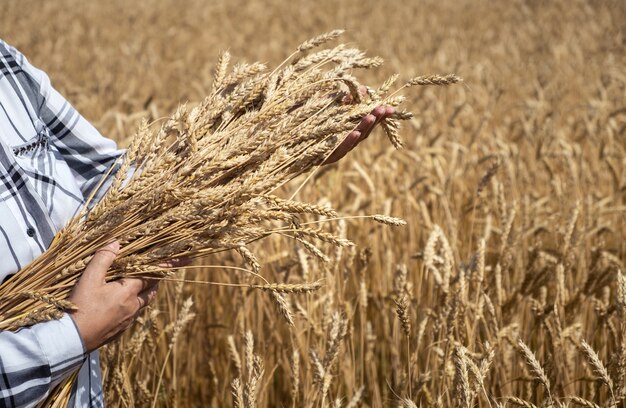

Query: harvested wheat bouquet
[[0, 30, 457, 331]]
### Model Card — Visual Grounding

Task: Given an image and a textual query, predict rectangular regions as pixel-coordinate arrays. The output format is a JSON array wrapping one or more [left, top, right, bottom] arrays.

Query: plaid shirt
[[0, 40, 123, 407]]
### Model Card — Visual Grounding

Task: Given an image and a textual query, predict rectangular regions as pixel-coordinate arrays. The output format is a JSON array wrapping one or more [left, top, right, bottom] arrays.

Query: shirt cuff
[[31, 313, 86, 382]]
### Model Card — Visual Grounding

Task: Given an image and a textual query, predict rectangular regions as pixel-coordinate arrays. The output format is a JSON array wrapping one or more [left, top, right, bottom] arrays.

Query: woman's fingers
[[158, 257, 191, 268], [355, 114, 377, 133], [324, 80, 396, 164], [357, 106, 395, 144], [116, 277, 146, 294], [81, 242, 120, 288], [324, 130, 361, 164], [137, 283, 159, 310], [371, 106, 387, 118], [324, 105, 393, 164], [341, 85, 368, 104], [356, 112, 380, 142]]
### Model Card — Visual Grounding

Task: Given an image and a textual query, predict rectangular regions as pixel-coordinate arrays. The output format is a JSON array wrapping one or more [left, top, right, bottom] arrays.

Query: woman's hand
[[69, 242, 157, 352], [324, 85, 396, 164], [323, 105, 395, 164]]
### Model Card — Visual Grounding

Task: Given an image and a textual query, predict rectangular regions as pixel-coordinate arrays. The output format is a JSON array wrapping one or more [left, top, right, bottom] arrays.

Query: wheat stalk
[[580, 340, 616, 403], [517, 339, 553, 405]]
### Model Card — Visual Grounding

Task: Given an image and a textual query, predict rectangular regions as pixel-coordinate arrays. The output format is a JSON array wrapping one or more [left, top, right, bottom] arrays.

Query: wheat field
[[2, 0, 626, 407]]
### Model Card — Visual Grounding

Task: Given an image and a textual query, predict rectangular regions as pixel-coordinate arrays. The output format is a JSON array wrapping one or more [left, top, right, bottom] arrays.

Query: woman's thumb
[[81, 241, 120, 286]]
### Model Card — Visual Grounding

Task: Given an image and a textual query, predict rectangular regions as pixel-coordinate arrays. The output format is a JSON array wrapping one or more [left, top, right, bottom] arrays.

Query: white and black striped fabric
[[0, 39, 124, 407]]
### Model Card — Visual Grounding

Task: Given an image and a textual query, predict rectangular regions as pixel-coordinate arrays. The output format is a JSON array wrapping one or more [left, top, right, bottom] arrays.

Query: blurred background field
[[2, 0, 626, 406]]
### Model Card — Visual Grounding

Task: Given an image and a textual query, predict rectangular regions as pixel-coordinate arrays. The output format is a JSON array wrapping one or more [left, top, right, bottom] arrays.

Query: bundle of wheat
[[0, 30, 457, 330], [0, 30, 462, 406]]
